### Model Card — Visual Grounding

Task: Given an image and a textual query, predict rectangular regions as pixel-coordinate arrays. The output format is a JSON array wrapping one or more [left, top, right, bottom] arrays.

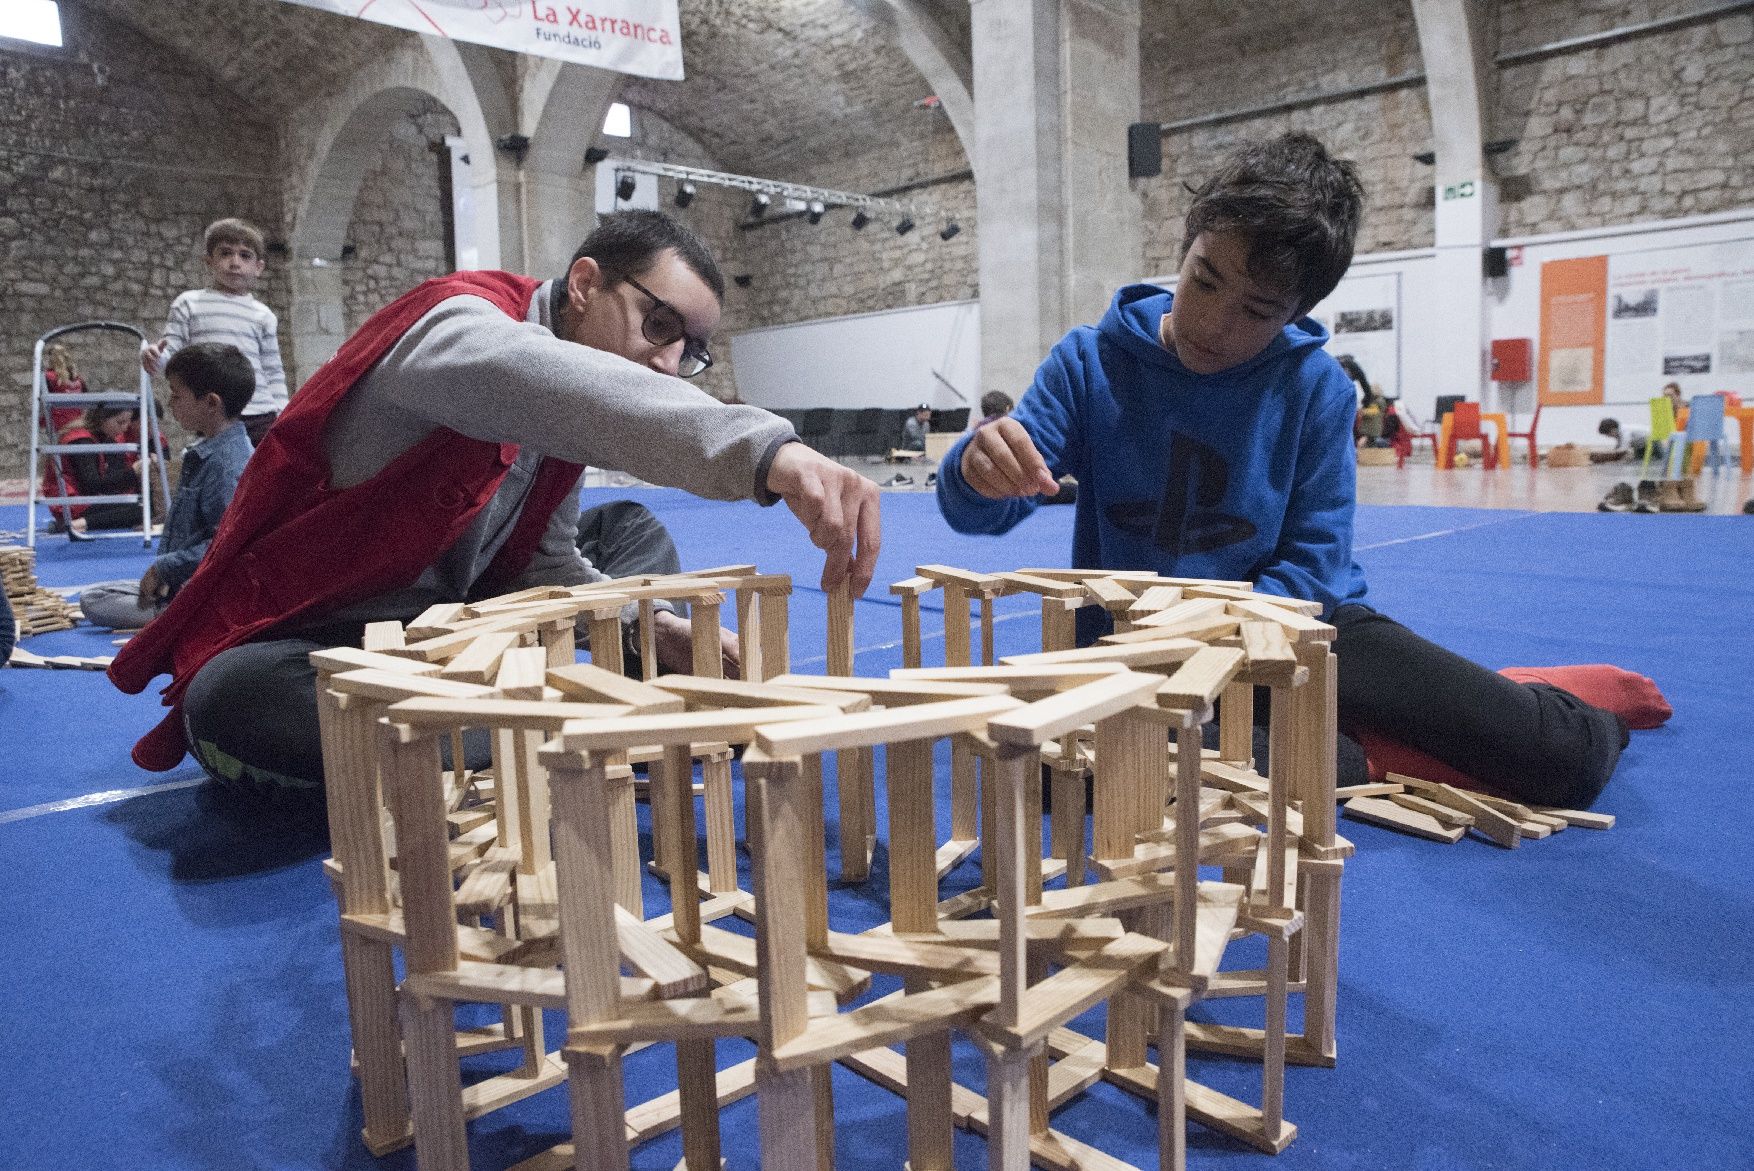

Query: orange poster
[[1538, 255, 1608, 405]]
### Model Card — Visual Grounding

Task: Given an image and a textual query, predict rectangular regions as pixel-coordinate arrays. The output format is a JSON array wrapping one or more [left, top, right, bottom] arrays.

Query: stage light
[[939, 222, 960, 241], [584, 146, 610, 165], [895, 215, 915, 236], [850, 209, 870, 231], [675, 181, 696, 208], [615, 172, 637, 201], [807, 200, 826, 225], [734, 274, 753, 288], [749, 192, 772, 218]]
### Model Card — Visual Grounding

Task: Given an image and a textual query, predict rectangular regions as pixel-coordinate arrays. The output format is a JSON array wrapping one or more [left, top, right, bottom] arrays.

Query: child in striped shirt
[[143, 217, 287, 445]]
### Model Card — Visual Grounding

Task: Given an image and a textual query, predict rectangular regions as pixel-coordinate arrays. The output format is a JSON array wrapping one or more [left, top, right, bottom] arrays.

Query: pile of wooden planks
[[1, 545, 81, 639], [1340, 774, 1614, 846]]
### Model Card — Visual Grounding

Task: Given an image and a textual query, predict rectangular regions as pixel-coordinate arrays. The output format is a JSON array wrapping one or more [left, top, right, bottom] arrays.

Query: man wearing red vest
[[111, 211, 879, 794]]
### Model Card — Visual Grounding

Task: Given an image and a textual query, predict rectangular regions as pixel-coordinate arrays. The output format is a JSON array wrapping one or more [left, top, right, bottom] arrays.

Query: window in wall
[[0, 0, 63, 47], [603, 102, 633, 138]]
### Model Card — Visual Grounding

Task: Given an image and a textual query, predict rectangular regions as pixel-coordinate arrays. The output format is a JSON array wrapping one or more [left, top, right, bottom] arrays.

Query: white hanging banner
[[273, 0, 683, 79]]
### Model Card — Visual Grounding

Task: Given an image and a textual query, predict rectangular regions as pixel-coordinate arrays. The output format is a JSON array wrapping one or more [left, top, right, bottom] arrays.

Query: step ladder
[[27, 321, 173, 548]]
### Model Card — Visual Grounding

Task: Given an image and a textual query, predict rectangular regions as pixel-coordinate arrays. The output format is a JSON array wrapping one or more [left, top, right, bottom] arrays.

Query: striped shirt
[[161, 288, 289, 415]]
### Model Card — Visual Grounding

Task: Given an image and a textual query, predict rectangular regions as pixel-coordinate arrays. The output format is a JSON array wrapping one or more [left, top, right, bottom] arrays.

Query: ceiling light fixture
[[850, 210, 870, 231], [807, 200, 826, 225], [675, 181, 696, 208], [749, 192, 772, 218], [939, 222, 960, 241], [615, 171, 637, 201], [895, 215, 916, 236]]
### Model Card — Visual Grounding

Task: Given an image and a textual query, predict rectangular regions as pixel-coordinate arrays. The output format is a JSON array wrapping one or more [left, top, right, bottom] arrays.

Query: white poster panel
[[731, 301, 980, 412], [1308, 269, 1401, 402], [1604, 237, 1754, 401], [273, 0, 683, 79]]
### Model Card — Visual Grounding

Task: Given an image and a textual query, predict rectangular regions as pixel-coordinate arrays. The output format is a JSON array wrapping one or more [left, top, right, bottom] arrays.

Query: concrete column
[[1412, 0, 1499, 405], [521, 59, 622, 276], [288, 260, 348, 386], [970, 0, 1143, 400]]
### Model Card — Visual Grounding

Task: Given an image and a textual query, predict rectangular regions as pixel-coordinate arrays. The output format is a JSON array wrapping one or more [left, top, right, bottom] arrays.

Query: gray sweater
[[324, 280, 795, 623]]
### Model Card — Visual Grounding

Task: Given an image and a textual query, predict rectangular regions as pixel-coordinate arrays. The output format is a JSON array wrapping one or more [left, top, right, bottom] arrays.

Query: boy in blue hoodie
[[937, 133, 1627, 809]]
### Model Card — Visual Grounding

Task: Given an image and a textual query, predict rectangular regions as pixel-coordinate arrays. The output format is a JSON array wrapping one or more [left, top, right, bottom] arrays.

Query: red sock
[[1498, 665, 1672, 730]]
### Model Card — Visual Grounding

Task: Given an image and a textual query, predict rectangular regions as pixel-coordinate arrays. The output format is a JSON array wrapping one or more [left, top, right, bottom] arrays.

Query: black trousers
[[182, 500, 682, 795], [1326, 606, 1624, 808]]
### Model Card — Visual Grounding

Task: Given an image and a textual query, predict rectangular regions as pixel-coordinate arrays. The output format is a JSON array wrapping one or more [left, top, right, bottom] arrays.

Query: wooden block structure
[[313, 565, 1350, 1169], [2, 545, 81, 639]]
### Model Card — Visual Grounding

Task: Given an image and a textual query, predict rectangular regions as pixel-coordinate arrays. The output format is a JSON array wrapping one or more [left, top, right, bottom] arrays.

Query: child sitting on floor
[[81, 344, 255, 630], [44, 404, 145, 535], [937, 132, 1666, 809]]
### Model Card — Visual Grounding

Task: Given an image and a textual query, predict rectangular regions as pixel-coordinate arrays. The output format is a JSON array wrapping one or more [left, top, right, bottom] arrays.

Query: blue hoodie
[[937, 285, 1370, 618]]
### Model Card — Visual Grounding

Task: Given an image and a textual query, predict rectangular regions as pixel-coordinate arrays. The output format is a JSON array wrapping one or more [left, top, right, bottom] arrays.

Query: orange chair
[[1505, 404, 1542, 468], [1441, 402, 1499, 469]]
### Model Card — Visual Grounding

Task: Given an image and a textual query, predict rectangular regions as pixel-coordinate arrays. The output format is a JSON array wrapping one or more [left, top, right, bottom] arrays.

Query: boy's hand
[[652, 611, 743, 679], [765, 442, 881, 597], [141, 340, 167, 375], [961, 417, 1060, 500], [137, 565, 168, 602]]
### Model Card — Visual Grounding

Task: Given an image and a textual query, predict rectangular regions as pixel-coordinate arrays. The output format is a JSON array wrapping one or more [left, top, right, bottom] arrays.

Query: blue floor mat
[[5, 492, 1751, 1169]]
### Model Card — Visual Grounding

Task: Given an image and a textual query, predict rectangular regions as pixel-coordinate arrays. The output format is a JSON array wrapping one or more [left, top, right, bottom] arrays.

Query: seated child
[[43, 342, 86, 432], [81, 344, 255, 629], [44, 405, 144, 534], [937, 132, 1661, 810]]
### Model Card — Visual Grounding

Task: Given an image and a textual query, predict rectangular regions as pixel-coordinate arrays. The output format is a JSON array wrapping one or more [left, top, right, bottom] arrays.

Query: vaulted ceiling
[[76, 0, 966, 182]]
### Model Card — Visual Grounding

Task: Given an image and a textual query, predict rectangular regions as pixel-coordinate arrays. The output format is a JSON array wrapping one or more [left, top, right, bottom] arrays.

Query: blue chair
[[1668, 393, 1727, 477]]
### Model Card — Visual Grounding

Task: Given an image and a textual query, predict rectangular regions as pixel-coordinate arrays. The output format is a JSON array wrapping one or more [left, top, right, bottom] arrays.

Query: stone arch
[[284, 38, 502, 380], [521, 61, 625, 277]]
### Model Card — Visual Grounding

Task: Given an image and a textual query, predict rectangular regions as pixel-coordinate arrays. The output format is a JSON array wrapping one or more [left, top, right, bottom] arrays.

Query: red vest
[[41, 426, 104, 523], [111, 271, 583, 771]]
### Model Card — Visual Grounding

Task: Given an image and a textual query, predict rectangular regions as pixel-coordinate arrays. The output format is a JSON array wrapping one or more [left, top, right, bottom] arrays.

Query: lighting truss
[[602, 157, 926, 227]]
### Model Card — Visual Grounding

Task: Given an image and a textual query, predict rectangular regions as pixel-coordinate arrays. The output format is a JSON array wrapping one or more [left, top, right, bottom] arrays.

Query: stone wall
[[0, 17, 284, 477], [1139, 0, 1433, 272], [1493, 0, 1754, 235], [339, 97, 460, 335]]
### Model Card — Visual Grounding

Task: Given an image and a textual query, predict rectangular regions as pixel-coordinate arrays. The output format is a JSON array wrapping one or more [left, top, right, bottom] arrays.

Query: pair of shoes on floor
[[880, 473, 916, 488], [1656, 478, 1707, 512], [1743, 498, 1754, 514], [1598, 482, 1636, 511]]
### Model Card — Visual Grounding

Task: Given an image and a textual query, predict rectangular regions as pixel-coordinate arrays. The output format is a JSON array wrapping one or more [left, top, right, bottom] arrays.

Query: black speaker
[[1128, 122, 1162, 179], [1484, 246, 1509, 278]]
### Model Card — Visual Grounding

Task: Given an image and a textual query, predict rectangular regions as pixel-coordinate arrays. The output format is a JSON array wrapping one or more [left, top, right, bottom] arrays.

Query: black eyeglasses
[[619, 274, 713, 378]]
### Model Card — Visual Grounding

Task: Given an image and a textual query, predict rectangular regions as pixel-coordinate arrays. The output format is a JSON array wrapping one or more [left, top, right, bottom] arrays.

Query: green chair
[[1639, 396, 1675, 481]]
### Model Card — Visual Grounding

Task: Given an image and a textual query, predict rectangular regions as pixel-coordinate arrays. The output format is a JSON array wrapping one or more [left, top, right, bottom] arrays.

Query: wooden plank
[[1332, 782, 1406, 800], [386, 697, 630, 731], [1131, 597, 1228, 630], [1238, 620, 1298, 684], [1390, 775, 1523, 848], [997, 572, 1090, 599], [310, 646, 445, 677], [767, 673, 1009, 703], [1343, 796, 1465, 843], [437, 630, 521, 683], [768, 978, 1000, 1071], [649, 674, 867, 711], [988, 671, 1165, 747], [1531, 805, 1616, 829], [982, 933, 1167, 1049], [545, 662, 686, 711], [1389, 791, 1475, 828], [1157, 646, 1246, 709], [1226, 597, 1337, 642], [1002, 638, 1203, 670], [328, 668, 496, 704], [1126, 584, 1184, 615], [554, 703, 843, 751], [753, 694, 1019, 757], [891, 662, 1125, 692]]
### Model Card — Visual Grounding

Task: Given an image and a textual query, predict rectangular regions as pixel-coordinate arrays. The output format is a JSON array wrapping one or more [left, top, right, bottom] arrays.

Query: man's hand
[[765, 441, 881, 596], [141, 340, 167, 376], [137, 565, 168, 602], [652, 609, 743, 678], [960, 417, 1060, 500]]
